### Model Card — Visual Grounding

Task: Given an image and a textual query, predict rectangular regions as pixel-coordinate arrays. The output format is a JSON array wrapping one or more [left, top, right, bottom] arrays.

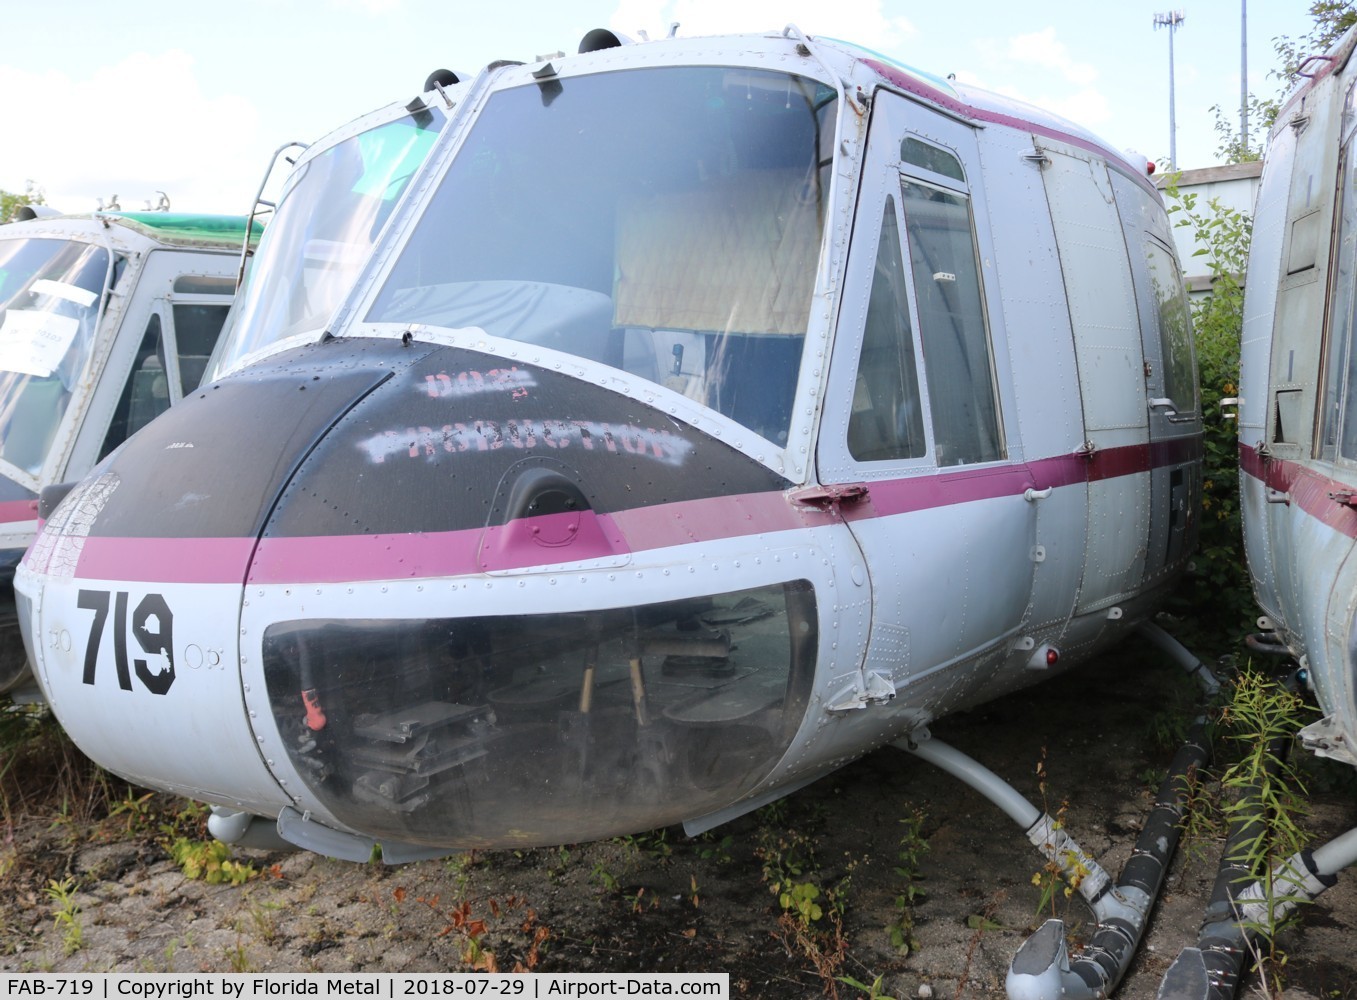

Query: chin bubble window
[[262, 581, 817, 846]]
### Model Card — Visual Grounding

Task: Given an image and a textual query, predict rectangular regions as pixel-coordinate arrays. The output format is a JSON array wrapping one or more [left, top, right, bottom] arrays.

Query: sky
[[0, 0, 1320, 215]]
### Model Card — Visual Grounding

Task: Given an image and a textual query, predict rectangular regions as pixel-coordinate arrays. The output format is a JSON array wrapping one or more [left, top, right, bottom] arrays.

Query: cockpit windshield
[[367, 66, 837, 447], [0, 238, 112, 477], [206, 106, 445, 380]]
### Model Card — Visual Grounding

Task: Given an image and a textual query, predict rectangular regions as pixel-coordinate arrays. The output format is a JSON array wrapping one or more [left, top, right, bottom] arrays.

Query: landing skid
[[894, 621, 1215, 1000]]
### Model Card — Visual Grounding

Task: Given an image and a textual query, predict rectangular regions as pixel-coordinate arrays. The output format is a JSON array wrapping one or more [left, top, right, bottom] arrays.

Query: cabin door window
[[99, 313, 170, 459], [1142, 237, 1197, 416], [1319, 138, 1357, 462], [93, 270, 236, 462]]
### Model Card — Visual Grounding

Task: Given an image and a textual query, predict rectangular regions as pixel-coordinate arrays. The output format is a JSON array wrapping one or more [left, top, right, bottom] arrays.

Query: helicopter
[[17, 27, 1204, 998], [0, 208, 259, 698], [0, 69, 461, 702], [1155, 23, 1357, 1000]]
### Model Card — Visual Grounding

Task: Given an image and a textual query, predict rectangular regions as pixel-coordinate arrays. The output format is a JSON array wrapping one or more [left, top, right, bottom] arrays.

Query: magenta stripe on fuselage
[[861, 59, 1159, 199], [0, 499, 38, 527], [48, 439, 1199, 585], [1240, 442, 1357, 540]]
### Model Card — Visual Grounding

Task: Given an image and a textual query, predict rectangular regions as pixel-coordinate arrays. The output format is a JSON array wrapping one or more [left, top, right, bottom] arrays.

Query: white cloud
[[328, 0, 402, 13], [1045, 89, 1112, 128], [609, 0, 914, 48], [1007, 27, 1098, 87], [948, 28, 1111, 132], [0, 51, 260, 214]]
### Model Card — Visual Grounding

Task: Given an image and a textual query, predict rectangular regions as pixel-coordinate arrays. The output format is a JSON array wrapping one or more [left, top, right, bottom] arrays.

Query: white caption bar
[[3, 974, 729, 999]]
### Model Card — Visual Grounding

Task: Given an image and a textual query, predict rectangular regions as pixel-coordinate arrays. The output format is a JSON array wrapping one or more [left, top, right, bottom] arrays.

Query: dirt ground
[[2, 630, 1355, 999]]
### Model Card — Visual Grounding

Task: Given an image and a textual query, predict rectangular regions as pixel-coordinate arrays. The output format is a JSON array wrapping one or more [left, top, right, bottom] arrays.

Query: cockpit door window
[[899, 168, 1004, 466]]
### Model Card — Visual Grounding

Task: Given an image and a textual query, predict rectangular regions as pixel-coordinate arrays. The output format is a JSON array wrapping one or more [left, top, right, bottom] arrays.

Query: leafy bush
[[1162, 177, 1257, 650]]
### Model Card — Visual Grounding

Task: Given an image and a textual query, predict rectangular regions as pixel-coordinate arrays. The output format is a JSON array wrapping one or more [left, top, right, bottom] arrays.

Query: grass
[[1, 697, 118, 833]]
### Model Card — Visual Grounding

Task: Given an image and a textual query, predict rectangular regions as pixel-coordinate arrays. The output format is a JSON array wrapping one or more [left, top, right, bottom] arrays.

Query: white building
[[1156, 160, 1263, 294]]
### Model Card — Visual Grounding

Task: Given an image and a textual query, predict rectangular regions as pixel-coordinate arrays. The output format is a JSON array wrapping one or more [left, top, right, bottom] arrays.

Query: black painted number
[[77, 589, 176, 694]]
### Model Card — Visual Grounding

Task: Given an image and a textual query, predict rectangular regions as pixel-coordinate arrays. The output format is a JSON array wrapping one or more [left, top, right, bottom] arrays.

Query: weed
[[695, 832, 734, 864], [837, 974, 898, 1000], [43, 876, 83, 955], [626, 886, 656, 913], [242, 896, 284, 945], [1177, 752, 1223, 866], [589, 860, 620, 893], [756, 799, 789, 827], [107, 792, 158, 838], [782, 881, 824, 923], [1217, 669, 1314, 993], [756, 809, 855, 997], [620, 827, 673, 862], [755, 822, 815, 895], [1028, 749, 1081, 921], [550, 845, 571, 877], [169, 838, 258, 885], [888, 809, 928, 954], [413, 892, 550, 972], [223, 941, 253, 973], [157, 800, 209, 843], [446, 850, 486, 891], [957, 893, 1004, 999]]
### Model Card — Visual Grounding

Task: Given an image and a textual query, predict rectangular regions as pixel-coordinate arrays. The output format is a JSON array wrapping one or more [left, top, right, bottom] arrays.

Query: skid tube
[[1157, 665, 1357, 999], [895, 623, 1216, 1000], [1156, 827, 1357, 1000]]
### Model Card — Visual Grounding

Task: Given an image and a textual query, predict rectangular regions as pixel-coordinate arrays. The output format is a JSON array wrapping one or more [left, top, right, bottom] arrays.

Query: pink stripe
[[244, 511, 634, 583], [247, 531, 481, 584], [1240, 442, 1357, 540], [0, 499, 37, 525], [55, 439, 1199, 585], [854, 463, 1033, 517], [855, 439, 1201, 518], [862, 59, 1160, 199], [610, 491, 816, 548], [72, 536, 257, 584]]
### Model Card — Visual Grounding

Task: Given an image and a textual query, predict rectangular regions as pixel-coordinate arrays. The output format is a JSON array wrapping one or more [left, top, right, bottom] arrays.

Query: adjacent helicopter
[[1156, 23, 1357, 1000], [0, 208, 259, 698], [17, 27, 1205, 997], [0, 73, 458, 701]]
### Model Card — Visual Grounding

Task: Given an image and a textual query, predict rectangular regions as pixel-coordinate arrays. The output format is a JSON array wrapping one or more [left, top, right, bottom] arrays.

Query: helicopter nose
[[231, 338, 821, 849], [15, 340, 410, 809], [18, 336, 823, 848]]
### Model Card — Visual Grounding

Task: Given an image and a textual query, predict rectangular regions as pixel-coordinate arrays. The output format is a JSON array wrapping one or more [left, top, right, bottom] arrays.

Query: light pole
[[1154, 10, 1187, 169], [1241, 0, 1249, 153]]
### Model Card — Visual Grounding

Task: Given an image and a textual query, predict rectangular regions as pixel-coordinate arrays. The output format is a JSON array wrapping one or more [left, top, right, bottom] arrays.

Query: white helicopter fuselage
[[1240, 28, 1357, 767], [15, 30, 1201, 858]]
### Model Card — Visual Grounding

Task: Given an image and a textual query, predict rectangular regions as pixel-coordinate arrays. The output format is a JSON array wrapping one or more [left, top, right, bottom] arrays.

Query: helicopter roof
[[0, 211, 261, 251]]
